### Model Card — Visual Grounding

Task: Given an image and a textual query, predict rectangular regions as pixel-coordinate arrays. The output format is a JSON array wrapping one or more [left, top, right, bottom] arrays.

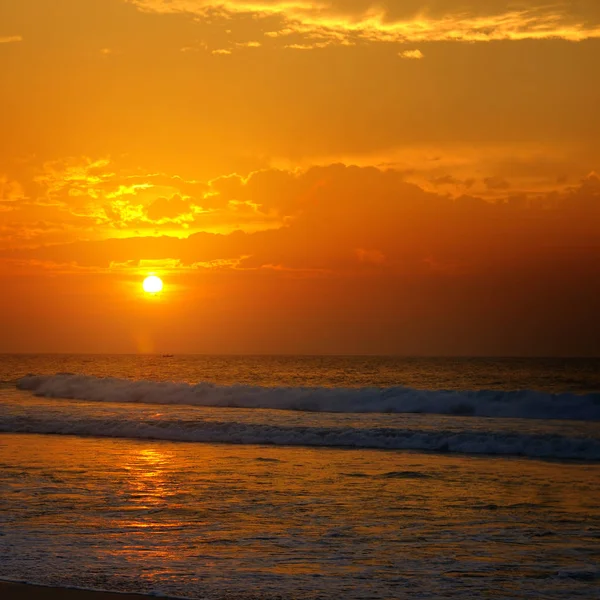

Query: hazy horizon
[[2, 351, 600, 359]]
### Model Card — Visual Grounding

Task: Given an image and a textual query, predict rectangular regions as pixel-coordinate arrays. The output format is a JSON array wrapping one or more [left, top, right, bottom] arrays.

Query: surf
[[17, 373, 600, 421]]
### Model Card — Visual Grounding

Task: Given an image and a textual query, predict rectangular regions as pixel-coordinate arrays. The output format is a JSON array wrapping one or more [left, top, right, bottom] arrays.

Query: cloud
[[0, 36, 22, 44], [34, 157, 114, 198], [578, 171, 600, 192], [126, 1, 600, 46], [13, 157, 285, 243], [146, 194, 193, 222], [484, 176, 511, 191], [4, 163, 600, 354], [20, 145, 597, 254], [430, 175, 472, 188], [284, 142, 593, 199], [6, 163, 600, 275], [0, 176, 26, 209], [285, 42, 330, 50], [399, 49, 423, 59]]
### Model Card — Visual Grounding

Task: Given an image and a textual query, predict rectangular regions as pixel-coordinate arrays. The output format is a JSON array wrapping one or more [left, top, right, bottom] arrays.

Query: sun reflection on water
[[122, 446, 176, 513], [2, 435, 600, 598]]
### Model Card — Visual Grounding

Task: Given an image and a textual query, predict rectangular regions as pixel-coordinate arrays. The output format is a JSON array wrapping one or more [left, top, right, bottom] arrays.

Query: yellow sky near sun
[[1, 0, 599, 355]]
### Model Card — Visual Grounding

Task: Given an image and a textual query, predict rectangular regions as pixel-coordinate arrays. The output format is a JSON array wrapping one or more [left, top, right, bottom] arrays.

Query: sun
[[143, 275, 163, 294]]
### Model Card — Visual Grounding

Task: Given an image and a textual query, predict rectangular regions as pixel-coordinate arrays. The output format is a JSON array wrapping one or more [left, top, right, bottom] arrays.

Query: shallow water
[[2, 387, 600, 460], [1, 434, 600, 599]]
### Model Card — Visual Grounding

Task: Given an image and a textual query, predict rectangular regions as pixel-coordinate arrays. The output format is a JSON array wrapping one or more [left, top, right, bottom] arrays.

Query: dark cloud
[[484, 176, 511, 191], [430, 175, 475, 189]]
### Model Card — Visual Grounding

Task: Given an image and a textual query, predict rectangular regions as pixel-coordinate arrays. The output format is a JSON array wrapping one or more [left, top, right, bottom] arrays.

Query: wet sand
[[0, 582, 179, 600]]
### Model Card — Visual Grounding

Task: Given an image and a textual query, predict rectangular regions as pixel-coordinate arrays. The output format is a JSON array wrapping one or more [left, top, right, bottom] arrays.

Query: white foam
[[16, 373, 600, 421], [1, 413, 599, 460]]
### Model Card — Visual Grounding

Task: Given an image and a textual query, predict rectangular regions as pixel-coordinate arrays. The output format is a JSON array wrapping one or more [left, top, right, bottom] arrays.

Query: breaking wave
[[17, 373, 600, 421], [2, 413, 599, 460]]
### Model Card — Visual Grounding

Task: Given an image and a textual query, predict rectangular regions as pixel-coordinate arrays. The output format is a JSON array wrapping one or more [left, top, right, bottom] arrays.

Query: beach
[[1, 355, 600, 599], [0, 582, 178, 600]]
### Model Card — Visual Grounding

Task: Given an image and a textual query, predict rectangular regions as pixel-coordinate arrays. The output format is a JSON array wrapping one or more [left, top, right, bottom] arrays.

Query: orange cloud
[[5, 164, 600, 274], [274, 143, 594, 199], [0, 176, 26, 210], [399, 49, 424, 59], [2, 164, 599, 354], [0, 35, 22, 44], [127, 1, 600, 45], [146, 194, 193, 222]]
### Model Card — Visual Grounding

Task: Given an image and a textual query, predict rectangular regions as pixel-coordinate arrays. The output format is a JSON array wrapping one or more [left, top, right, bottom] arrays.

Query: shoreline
[[0, 582, 183, 600]]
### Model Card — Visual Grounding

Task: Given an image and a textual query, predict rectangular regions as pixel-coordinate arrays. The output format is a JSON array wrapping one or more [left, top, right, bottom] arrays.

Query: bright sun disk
[[143, 275, 163, 293]]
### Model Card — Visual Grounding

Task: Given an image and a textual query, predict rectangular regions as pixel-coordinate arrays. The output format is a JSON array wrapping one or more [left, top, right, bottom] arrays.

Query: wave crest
[[16, 373, 600, 421], [2, 414, 599, 460]]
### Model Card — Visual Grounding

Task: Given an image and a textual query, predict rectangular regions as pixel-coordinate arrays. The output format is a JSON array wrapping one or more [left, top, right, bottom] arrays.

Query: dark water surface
[[2, 354, 600, 392]]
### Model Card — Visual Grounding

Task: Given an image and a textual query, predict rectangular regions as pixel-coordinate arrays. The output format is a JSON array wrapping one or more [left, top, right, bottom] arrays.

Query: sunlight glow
[[143, 275, 163, 294]]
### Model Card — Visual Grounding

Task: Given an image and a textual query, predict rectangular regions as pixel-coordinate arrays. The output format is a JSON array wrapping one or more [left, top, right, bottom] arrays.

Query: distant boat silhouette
[[162, 354, 174, 358]]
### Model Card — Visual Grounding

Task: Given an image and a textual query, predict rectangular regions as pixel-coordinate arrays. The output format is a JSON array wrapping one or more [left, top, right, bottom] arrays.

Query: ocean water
[[1, 355, 599, 599]]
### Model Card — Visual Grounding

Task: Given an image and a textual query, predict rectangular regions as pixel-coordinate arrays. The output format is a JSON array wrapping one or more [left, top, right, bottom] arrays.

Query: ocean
[[1, 355, 599, 599]]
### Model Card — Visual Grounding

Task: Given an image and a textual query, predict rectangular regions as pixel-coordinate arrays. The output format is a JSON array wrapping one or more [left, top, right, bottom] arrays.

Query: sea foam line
[[2, 414, 599, 460], [16, 373, 600, 421]]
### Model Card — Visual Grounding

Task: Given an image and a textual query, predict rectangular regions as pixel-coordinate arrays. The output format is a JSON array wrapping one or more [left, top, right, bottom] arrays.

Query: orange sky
[[1, 0, 599, 355]]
